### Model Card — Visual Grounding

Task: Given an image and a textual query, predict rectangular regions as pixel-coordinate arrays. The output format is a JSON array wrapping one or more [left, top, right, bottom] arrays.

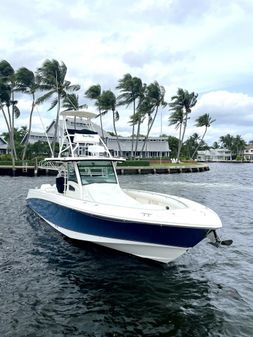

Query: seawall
[[0, 164, 210, 177]]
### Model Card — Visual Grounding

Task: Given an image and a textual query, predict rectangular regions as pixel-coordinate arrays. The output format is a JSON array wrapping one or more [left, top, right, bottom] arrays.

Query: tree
[[167, 135, 179, 159], [36, 59, 80, 156], [131, 97, 151, 156], [62, 93, 87, 111], [212, 141, 220, 149], [2, 126, 27, 159], [85, 85, 104, 139], [219, 134, 234, 152], [0, 60, 20, 166], [26, 141, 52, 160], [15, 67, 40, 160], [168, 108, 184, 161], [98, 90, 122, 156], [219, 134, 246, 158], [233, 135, 246, 158], [62, 93, 88, 129], [116, 74, 144, 158], [183, 133, 200, 159], [141, 81, 167, 152], [169, 88, 198, 161], [192, 113, 215, 159]]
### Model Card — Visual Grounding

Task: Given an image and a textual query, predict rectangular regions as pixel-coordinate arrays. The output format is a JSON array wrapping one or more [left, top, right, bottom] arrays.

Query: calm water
[[0, 163, 253, 337]]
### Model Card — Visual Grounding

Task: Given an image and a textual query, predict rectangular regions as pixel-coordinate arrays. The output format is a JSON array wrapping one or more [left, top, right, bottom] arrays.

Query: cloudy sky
[[1, 0, 253, 144]]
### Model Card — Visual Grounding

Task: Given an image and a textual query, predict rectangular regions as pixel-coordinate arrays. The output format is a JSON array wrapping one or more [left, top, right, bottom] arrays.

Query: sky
[[0, 0, 253, 145]]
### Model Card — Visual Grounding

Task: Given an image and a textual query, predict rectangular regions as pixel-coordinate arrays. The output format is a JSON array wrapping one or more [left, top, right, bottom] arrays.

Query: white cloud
[[191, 91, 253, 143], [0, 0, 253, 145]]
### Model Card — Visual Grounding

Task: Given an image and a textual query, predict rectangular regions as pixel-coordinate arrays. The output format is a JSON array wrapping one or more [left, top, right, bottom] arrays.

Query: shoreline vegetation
[[1, 59, 250, 169], [0, 160, 252, 177], [0, 162, 209, 177]]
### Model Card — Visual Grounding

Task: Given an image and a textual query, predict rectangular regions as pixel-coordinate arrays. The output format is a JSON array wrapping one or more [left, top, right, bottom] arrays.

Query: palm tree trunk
[[22, 96, 35, 161], [131, 100, 136, 158], [192, 127, 207, 159], [112, 111, 121, 157], [99, 108, 105, 140], [0, 105, 13, 162], [52, 93, 61, 157], [0, 105, 11, 135], [11, 91, 18, 160], [177, 112, 189, 161], [176, 123, 182, 162], [141, 106, 159, 152], [6, 106, 16, 167], [134, 120, 141, 157]]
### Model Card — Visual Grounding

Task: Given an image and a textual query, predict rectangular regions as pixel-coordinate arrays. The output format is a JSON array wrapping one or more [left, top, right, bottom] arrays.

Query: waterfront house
[[21, 131, 54, 144], [0, 136, 9, 154], [23, 118, 170, 158], [244, 144, 253, 161], [197, 148, 232, 162], [106, 136, 170, 158]]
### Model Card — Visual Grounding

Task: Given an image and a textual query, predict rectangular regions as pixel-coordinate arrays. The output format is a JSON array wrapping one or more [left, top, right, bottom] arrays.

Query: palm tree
[[15, 67, 40, 160], [98, 90, 122, 156], [62, 93, 88, 129], [141, 81, 166, 152], [219, 134, 234, 151], [219, 134, 246, 159], [212, 141, 219, 149], [183, 133, 201, 159], [169, 88, 198, 161], [192, 113, 215, 159], [168, 108, 184, 161], [62, 93, 87, 111], [0, 81, 12, 136], [131, 101, 149, 156], [116, 74, 143, 158], [36, 59, 80, 156], [85, 85, 105, 139], [0, 60, 20, 166], [233, 135, 246, 158]]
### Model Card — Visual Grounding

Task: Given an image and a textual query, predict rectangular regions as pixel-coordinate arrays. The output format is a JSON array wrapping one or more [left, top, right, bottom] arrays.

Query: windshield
[[77, 160, 117, 185]]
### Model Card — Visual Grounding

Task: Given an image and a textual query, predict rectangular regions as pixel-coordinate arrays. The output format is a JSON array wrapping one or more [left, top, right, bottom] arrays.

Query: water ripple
[[0, 164, 253, 336]]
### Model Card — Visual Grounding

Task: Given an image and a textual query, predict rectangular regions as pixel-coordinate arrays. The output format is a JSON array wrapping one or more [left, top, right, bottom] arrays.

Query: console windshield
[[77, 160, 117, 185]]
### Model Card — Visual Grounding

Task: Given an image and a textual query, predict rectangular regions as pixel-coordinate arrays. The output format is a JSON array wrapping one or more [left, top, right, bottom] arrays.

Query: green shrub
[[0, 154, 12, 161], [118, 160, 150, 167]]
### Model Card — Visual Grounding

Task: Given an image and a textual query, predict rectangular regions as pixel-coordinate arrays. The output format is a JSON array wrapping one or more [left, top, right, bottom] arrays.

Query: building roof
[[244, 144, 253, 151], [0, 136, 7, 144], [0, 136, 8, 150]]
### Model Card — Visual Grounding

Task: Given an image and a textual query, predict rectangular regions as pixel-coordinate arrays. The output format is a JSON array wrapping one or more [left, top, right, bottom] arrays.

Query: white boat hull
[[27, 186, 221, 263]]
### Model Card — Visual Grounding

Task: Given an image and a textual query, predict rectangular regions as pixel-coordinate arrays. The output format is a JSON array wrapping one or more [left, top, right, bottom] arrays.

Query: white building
[[22, 131, 54, 144], [197, 148, 232, 162], [244, 144, 253, 161], [23, 117, 170, 158]]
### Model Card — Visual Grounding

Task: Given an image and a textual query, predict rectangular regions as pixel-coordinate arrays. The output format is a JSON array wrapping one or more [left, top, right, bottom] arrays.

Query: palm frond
[[48, 97, 59, 111], [36, 90, 55, 105], [13, 105, 20, 118], [68, 84, 80, 92]]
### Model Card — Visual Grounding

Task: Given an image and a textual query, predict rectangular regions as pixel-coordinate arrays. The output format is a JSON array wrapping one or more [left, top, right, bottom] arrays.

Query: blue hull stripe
[[27, 198, 208, 248]]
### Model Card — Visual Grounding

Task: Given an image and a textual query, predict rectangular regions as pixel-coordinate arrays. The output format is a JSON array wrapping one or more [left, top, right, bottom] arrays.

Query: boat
[[26, 111, 231, 263]]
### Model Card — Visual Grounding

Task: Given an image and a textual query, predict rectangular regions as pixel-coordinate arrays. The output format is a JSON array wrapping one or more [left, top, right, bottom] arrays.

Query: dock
[[117, 165, 209, 175], [0, 164, 209, 177]]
